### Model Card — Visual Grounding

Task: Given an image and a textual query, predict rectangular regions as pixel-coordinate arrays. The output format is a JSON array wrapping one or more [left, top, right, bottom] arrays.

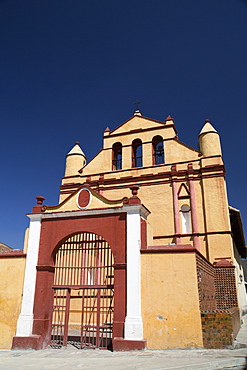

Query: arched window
[[112, 142, 122, 170], [132, 139, 143, 167], [152, 136, 164, 165], [181, 205, 191, 234]]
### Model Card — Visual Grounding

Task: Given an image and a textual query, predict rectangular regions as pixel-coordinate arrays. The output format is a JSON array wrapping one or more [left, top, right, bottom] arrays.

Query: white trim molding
[[16, 214, 42, 337], [37, 204, 150, 220], [124, 207, 144, 340]]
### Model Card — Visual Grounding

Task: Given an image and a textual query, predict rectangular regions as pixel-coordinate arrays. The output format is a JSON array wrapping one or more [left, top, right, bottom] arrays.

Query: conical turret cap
[[199, 121, 218, 136], [67, 142, 86, 158]]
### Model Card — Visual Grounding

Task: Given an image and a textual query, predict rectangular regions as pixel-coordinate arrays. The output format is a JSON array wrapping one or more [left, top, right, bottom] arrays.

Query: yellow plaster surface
[[46, 187, 124, 213], [0, 257, 26, 348], [165, 140, 199, 163], [81, 149, 112, 175], [107, 116, 166, 136], [57, 113, 238, 349], [23, 228, 29, 254], [65, 153, 86, 177], [199, 131, 222, 157], [201, 176, 233, 262], [207, 234, 233, 263], [142, 252, 203, 349]]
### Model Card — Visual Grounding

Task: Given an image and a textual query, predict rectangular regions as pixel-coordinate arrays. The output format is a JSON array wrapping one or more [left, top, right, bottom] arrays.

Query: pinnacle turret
[[64, 142, 86, 177], [199, 120, 222, 157]]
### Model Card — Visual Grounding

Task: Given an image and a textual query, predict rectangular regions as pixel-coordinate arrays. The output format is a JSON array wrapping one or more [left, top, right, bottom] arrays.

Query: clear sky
[[0, 0, 247, 250]]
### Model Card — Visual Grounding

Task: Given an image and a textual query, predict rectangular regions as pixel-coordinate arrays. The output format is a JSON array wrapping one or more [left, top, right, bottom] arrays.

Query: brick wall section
[[196, 254, 240, 348], [196, 254, 216, 311], [201, 308, 240, 348], [215, 267, 238, 310]]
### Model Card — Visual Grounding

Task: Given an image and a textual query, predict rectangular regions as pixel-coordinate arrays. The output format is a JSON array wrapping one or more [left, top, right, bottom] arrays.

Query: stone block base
[[201, 308, 240, 349], [112, 337, 146, 351], [12, 335, 42, 350]]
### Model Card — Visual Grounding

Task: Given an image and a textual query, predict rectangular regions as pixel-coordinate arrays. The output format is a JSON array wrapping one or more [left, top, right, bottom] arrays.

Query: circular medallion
[[77, 188, 91, 210]]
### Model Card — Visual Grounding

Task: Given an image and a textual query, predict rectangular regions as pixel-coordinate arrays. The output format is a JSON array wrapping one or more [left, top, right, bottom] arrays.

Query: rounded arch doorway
[[50, 232, 114, 350]]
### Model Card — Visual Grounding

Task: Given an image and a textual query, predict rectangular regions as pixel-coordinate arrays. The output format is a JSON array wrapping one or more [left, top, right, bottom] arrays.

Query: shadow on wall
[[244, 358, 247, 370]]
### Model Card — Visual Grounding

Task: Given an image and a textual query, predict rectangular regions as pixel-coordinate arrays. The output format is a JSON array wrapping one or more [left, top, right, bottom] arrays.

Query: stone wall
[[201, 308, 240, 348], [196, 254, 240, 348]]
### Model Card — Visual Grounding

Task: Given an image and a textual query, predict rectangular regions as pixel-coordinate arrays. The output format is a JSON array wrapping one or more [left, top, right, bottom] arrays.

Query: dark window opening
[[153, 136, 164, 165], [132, 139, 143, 167], [112, 142, 122, 170]]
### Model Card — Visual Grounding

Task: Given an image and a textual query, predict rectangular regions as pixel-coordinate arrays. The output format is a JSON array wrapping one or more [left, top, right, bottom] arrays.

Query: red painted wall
[[32, 212, 127, 348]]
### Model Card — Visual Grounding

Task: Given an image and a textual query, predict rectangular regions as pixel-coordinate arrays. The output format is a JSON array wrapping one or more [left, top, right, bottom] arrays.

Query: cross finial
[[134, 100, 141, 111]]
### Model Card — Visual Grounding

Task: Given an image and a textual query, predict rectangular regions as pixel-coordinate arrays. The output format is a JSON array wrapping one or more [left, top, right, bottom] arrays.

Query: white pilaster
[[16, 214, 42, 336], [124, 207, 143, 340]]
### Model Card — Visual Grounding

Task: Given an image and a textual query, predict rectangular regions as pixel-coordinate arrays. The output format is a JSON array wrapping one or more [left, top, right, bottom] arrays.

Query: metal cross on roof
[[134, 100, 141, 110]]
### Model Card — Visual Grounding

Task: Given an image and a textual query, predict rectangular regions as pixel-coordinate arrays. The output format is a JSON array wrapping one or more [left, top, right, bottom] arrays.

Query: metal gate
[[50, 232, 114, 349]]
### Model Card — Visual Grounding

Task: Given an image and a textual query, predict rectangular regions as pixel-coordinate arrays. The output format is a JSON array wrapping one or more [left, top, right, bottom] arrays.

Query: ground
[[1, 315, 247, 370]]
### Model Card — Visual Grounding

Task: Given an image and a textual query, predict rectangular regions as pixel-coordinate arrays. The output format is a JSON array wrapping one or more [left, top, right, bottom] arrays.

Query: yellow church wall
[[103, 182, 175, 243], [165, 140, 199, 164], [82, 149, 112, 175], [206, 234, 233, 263], [65, 154, 85, 178], [201, 176, 230, 232], [139, 184, 175, 238], [141, 252, 203, 349], [200, 156, 223, 167], [198, 235, 207, 257], [194, 179, 206, 232], [193, 180, 210, 258], [201, 175, 233, 262], [103, 116, 176, 143], [0, 256, 26, 349], [108, 115, 162, 135], [68, 156, 202, 189], [122, 145, 132, 169], [142, 141, 153, 167], [199, 132, 222, 157], [103, 129, 176, 151], [47, 187, 125, 213], [60, 114, 234, 264], [23, 228, 29, 254]]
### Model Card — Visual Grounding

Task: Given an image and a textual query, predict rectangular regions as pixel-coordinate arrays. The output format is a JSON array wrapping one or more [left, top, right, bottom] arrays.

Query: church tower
[[64, 142, 86, 177], [199, 119, 222, 157]]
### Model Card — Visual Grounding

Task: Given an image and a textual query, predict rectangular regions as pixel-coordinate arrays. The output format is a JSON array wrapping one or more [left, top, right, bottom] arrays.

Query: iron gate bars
[[50, 232, 114, 349]]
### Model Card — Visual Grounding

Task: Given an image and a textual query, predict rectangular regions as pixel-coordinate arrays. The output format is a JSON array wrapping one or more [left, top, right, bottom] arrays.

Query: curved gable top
[[107, 115, 177, 137], [43, 185, 128, 213]]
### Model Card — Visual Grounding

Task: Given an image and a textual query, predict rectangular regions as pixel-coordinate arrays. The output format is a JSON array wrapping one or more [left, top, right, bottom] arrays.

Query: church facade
[[3, 110, 246, 350]]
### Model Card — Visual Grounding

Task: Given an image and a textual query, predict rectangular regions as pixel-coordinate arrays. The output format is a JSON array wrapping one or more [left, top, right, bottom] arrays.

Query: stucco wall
[[141, 252, 203, 349], [233, 244, 247, 314], [0, 256, 26, 348]]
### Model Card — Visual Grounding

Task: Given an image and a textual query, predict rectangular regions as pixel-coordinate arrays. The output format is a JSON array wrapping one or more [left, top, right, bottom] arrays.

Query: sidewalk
[[0, 316, 246, 370]]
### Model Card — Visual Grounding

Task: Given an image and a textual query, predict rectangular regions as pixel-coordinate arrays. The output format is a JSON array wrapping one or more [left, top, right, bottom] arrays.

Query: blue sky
[[0, 0, 247, 249]]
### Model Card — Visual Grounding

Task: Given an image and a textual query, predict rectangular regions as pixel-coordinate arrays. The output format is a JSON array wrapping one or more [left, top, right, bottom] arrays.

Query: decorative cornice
[[214, 258, 235, 268], [29, 203, 150, 220], [141, 244, 196, 254], [153, 230, 232, 239], [36, 265, 55, 272], [103, 124, 177, 139], [26, 213, 43, 221], [107, 114, 178, 136], [0, 251, 26, 259], [60, 171, 226, 196], [61, 163, 225, 193], [113, 263, 126, 269]]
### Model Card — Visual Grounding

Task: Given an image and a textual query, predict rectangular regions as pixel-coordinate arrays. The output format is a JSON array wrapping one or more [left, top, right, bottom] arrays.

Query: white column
[[124, 207, 143, 340], [16, 214, 42, 336]]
